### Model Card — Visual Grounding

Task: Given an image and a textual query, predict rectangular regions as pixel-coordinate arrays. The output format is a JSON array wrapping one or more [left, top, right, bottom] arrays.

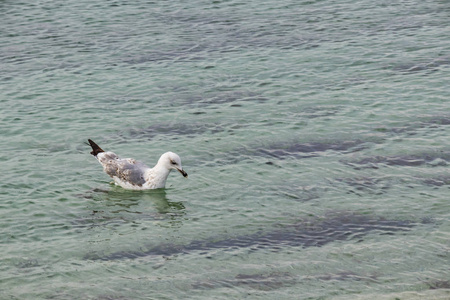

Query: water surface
[[1, 0, 449, 299]]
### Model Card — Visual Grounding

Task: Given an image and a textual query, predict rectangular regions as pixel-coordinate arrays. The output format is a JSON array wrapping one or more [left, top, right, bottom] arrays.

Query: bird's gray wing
[[98, 152, 148, 186]]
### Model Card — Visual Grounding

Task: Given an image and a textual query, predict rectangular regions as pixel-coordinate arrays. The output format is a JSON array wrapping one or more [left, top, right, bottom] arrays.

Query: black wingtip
[[87, 139, 105, 156]]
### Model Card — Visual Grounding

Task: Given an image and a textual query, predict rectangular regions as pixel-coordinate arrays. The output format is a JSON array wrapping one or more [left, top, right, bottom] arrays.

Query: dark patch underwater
[[123, 122, 229, 141], [253, 139, 371, 160], [374, 114, 450, 137], [342, 152, 450, 170], [86, 212, 419, 261], [336, 176, 392, 196], [192, 272, 296, 291], [390, 56, 450, 75]]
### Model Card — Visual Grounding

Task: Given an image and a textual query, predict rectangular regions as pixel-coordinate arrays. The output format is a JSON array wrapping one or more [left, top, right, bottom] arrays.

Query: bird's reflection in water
[[104, 186, 184, 211], [79, 186, 186, 229]]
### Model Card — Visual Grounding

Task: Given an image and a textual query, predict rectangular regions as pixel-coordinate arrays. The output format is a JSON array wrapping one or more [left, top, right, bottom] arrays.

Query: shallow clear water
[[1, 0, 449, 299]]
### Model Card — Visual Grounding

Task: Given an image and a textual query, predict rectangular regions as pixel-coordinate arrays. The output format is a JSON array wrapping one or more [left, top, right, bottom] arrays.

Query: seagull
[[87, 139, 187, 190]]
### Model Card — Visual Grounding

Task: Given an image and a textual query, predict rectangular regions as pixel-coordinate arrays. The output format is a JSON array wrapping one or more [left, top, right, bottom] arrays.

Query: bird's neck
[[145, 164, 172, 189]]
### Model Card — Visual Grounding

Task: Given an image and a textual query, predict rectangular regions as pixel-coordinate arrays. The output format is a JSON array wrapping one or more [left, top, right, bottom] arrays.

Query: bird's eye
[[170, 160, 176, 165]]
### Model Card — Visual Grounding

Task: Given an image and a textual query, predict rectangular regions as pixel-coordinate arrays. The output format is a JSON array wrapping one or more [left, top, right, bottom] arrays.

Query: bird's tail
[[87, 139, 105, 156]]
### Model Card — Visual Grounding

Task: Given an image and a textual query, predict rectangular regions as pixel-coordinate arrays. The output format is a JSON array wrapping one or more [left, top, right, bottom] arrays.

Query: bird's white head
[[158, 152, 188, 178]]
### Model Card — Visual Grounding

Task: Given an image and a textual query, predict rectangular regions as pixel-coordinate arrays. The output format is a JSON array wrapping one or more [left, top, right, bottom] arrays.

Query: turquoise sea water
[[1, 1, 449, 299]]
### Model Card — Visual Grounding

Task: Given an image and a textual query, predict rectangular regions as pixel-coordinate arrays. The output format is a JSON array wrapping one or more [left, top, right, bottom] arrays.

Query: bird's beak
[[177, 168, 188, 178]]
